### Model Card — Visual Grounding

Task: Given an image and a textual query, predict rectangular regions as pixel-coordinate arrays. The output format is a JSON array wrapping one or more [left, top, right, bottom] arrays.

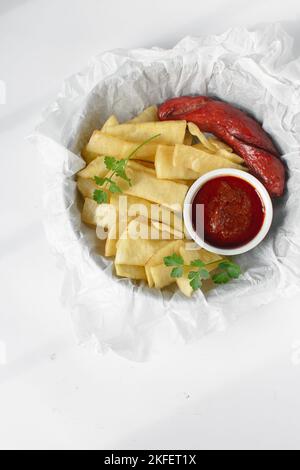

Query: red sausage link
[[158, 96, 286, 197]]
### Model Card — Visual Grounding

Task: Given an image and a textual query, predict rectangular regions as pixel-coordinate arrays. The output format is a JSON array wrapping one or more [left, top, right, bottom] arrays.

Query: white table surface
[[1, 0, 300, 451]]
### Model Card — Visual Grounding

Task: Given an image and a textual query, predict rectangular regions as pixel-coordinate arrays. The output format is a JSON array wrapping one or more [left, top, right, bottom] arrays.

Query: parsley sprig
[[164, 254, 241, 292], [93, 134, 161, 204]]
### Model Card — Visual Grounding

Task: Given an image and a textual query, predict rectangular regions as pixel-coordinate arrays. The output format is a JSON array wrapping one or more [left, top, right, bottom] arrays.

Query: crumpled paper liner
[[32, 24, 300, 361]]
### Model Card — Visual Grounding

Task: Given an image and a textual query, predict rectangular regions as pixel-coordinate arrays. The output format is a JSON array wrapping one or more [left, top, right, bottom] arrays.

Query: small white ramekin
[[183, 169, 274, 256]]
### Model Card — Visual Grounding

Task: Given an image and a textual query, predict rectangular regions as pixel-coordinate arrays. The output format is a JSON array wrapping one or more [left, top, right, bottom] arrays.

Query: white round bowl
[[183, 169, 274, 256]]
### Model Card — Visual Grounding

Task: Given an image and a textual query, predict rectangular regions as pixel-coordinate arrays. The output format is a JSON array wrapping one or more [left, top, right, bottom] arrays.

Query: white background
[[1, 0, 300, 451]]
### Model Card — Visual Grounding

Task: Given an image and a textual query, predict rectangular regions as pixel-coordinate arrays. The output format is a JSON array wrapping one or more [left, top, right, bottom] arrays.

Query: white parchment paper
[[32, 24, 300, 361]]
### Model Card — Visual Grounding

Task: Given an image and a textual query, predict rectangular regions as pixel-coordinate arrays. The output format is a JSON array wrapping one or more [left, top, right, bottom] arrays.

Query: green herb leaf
[[115, 165, 132, 185], [104, 156, 118, 171], [188, 271, 198, 280], [93, 189, 108, 204], [164, 254, 184, 267], [190, 276, 202, 291], [199, 268, 210, 280], [109, 181, 123, 194], [212, 272, 231, 284], [171, 267, 184, 278], [190, 260, 206, 268], [94, 176, 107, 186], [219, 261, 241, 279]]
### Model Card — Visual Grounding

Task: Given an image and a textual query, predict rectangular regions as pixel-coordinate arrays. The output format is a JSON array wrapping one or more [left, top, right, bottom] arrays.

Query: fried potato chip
[[173, 144, 245, 174], [78, 156, 107, 179], [103, 121, 187, 146], [81, 198, 99, 226], [82, 132, 159, 163], [77, 176, 109, 201], [101, 115, 119, 131], [145, 240, 184, 288], [155, 145, 199, 181], [187, 122, 216, 152], [128, 106, 158, 123], [115, 264, 147, 281]]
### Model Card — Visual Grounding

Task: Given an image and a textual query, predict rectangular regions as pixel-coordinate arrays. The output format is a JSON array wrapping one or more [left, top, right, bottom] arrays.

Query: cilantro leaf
[[190, 260, 206, 268], [115, 163, 132, 185], [104, 156, 118, 171], [227, 265, 241, 279], [212, 272, 231, 284], [188, 271, 198, 281], [109, 181, 123, 194], [93, 189, 108, 204], [199, 268, 210, 280], [190, 276, 202, 291], [171, 267, 184, 278], [164, 254, 184, 267], [94, 176, 107, 186]]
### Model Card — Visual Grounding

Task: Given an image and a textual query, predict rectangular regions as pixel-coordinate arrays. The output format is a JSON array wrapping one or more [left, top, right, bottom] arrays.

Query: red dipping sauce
[[192, 176, 265, 249]]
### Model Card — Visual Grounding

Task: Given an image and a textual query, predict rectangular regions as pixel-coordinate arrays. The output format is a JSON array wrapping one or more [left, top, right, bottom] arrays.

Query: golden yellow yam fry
[[150, 265, 176, 289], [116, 239, 169, 266], [150, 220, 184, 240], [105, 232, 117, 257], [110, 194, 182, 230], [155, 145, 199, 181], [193, 143, 244, 165], [78, 156, 107, 179], [188, 122, 216, 152], [179, 246, 223, 266], [113, 167, 188, 211], [173, 144, 245, 174], [133, 160, 155, 170], [145, 240, 184, 288], [81, 198, 99, 226], [115, 264, 147, 281], [128, 161, 156, 175], [101, 115, 119, 131], [184, 130, 193, 146], [215, 149, 245, 165], [82, 132, 159, 164], [103, 212, 135, 257], [77, 176, 109, 201], [208, 137, 233, 153], [192, 143, 214, 154], [128, 106, 158, 123], [176, 278, 194, 298], [95, 204, 117, 230], [116, 237, 169, 267], [103, 121, 186, 146]]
